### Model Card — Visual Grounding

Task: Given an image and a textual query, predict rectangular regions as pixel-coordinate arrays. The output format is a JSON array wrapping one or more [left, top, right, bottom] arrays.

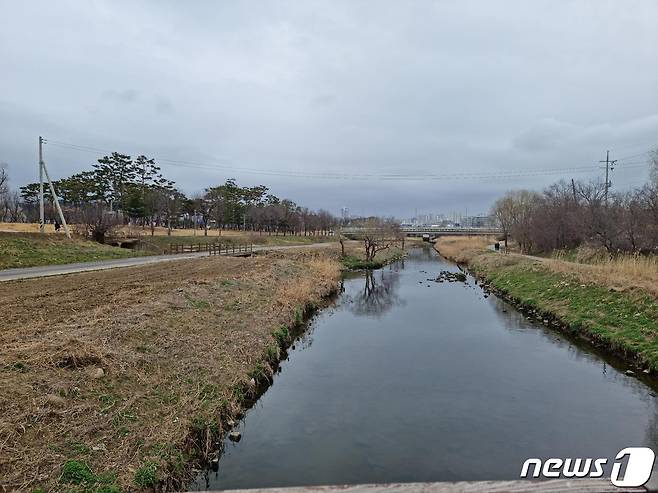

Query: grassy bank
[[0, 230, 334, 268], [0, 251, 340, 492], [434, 237, 658, 372], [0, 233, 147, 270]]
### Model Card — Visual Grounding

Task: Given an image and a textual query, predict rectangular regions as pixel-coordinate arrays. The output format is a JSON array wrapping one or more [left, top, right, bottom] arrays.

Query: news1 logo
[[520, 447, 655, 487]]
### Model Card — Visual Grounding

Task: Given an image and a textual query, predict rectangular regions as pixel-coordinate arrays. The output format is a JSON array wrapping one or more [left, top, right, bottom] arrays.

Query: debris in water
[[229, 431, 242, 442]]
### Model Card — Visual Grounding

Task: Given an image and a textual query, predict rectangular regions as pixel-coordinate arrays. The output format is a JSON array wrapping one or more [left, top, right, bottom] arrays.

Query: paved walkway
[[0, 242, 336, 282]]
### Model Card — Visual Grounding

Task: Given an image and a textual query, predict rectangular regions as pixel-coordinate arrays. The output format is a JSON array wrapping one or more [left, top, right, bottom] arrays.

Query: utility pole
[[38, 137, 71, 238], [571, 178, 577, 204], [599, 150, 617, 205], [39, 136, 45, 234]]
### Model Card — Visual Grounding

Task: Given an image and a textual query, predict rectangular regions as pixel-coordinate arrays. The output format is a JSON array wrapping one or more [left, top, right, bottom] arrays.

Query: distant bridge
[[400, 226, 501, 238], [341, 226, 501, 239]]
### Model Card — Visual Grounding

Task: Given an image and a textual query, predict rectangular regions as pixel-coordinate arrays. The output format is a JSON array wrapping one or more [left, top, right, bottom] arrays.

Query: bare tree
[[492, 190, 540, 253], [73, 204, 122, 243], [358, 217, 402, 262], [492, 195, 513, 252], [0, 163, 8, 198], [650, 148, 658, 188], [1, 191, 22, 222], [576, 181, 621, 253], [192, 194, 212, 236]]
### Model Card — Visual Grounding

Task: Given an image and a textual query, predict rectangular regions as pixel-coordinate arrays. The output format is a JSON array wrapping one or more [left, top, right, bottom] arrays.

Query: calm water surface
[[192, 246, 658, 490]]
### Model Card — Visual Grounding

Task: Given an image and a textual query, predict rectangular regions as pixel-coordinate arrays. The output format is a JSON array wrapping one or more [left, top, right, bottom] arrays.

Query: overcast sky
[[1, 1, 657, 218]]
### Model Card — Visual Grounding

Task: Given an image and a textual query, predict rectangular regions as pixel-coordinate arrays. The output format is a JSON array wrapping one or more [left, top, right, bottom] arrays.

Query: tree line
[[492, 150, 658, 255], [0, 153, 338, 242]]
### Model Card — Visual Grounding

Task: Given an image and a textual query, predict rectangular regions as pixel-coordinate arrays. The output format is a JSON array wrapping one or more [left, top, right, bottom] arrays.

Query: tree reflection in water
[[346, 268, 404, 317]]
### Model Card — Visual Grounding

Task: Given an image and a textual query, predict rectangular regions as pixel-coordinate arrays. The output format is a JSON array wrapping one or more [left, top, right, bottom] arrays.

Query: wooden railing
[[209, 243, 253, 256], [168, 243, 253, 256]]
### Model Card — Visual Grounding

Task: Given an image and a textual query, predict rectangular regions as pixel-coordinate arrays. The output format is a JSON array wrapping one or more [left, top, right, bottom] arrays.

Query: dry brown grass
[[277, 258, 341, 312], [434, 235, 496, 263], [0, 251, 341, 492], [121, 225, 249, 238], [0, 222, 57, 233], [542, 252, 658, 299], [439, 236, 658, 300]]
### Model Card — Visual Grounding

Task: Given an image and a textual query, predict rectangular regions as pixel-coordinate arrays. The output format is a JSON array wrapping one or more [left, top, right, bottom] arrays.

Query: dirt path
[[0, 242, 337, 282]]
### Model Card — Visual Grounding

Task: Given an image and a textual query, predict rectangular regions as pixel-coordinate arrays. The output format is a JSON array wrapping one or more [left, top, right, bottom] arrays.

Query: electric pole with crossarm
[[600, 150, 617, 205]]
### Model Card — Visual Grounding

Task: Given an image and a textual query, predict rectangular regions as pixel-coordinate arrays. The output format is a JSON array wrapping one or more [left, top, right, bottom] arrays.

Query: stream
[[191, 246, 658, 490]]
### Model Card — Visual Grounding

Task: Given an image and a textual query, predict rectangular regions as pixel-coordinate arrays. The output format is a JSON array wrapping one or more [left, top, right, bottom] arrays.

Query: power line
[[615, 149, 655, 162], [610, 139, 658, 155], [43, 137, 652, 183]]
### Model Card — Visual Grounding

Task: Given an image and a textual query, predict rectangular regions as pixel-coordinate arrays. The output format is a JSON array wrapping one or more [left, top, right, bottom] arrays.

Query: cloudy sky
[[1, 1, 657, 218]]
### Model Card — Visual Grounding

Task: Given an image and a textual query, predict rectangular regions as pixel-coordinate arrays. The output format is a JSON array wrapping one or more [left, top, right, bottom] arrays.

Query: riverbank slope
[[0, 249, 341, 492], [0, 232, 150, 270], [434, 236, 658, 373]]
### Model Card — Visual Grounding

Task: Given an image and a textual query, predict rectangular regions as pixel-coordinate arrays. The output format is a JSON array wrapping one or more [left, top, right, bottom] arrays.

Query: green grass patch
[[183, 294, 210, 310], [59, 460, 120, 492], [265, 344, 280, 363], [0, 233, 147, 270], [249, 361, 267, 381], [272, 325, 290, 347], [199, 383, 220, 403], [341, 247, 405, 271], [293, 306, 304, 325], [340, 255, 385, 270], [133, 461, 159, 488]]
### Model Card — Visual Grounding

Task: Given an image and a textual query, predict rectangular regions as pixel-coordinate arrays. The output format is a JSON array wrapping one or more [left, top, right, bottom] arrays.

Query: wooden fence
[[168, 243, 253, 256]]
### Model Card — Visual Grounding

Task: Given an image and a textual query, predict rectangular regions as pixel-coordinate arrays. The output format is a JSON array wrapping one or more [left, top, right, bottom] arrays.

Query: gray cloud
[[1, 0, 657, 217], [154, 96, 174, 115], [102, 89, 139, 104]]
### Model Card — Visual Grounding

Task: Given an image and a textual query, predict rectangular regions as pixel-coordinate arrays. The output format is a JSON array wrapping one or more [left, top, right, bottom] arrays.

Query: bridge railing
[[341, 227, 501, 235]]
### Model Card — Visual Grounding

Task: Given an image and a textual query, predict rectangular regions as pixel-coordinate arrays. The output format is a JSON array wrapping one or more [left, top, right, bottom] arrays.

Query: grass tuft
[[60, 460, 120, 492], [60, 460, 95, 485], [133, 461, 159, 488], [272, 325, 290, 347]]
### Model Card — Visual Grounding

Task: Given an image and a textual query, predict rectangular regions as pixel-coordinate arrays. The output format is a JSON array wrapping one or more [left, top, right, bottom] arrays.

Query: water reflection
[[345, 269, 404, 317]]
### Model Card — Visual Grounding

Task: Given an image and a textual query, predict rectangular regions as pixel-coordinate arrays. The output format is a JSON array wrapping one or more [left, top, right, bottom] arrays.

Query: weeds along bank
[[434, 236, 658, 374], [0, 250, 341, 492]]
